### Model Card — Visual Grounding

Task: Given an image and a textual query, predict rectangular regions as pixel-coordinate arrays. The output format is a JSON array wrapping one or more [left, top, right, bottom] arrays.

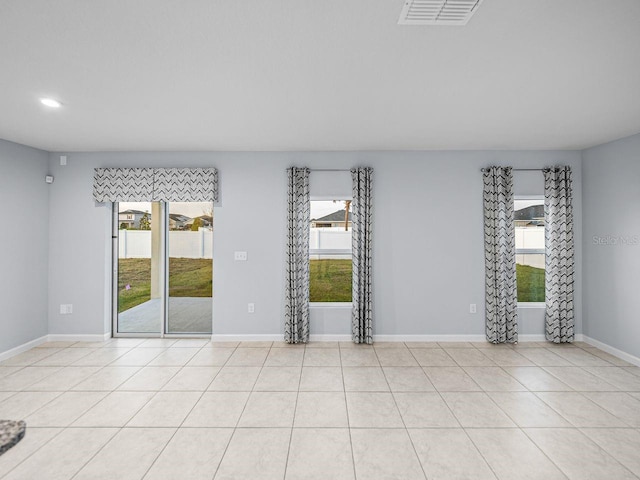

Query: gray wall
[[0, 139, 49, 352], [582, 133, 640, 357], [46, 150, 582, 339]]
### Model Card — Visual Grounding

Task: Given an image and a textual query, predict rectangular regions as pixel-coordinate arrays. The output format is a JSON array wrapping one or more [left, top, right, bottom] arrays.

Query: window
[[515, 197, 545, 303], [309, 200, 352, 303]]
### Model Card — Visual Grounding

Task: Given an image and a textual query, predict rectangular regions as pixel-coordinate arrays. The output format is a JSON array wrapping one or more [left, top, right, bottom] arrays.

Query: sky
[[121, 199, 534, 220], [119, 202, 212, 218], [120, 200, 349, 221], [515, 198, 544, 211], [311, 200, 350, 219]]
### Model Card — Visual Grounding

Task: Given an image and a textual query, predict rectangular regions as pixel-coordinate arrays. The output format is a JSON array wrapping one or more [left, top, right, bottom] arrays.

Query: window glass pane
[[516, 253, 545, 302], [167, 202, 213, 334], [310, 200, 352, 302], [514, 199, 545, 302], [117, 202, 161, 333]]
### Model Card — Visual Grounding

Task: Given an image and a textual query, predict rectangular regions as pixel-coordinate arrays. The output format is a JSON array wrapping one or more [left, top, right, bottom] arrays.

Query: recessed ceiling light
[[40, 98, 62, 108]]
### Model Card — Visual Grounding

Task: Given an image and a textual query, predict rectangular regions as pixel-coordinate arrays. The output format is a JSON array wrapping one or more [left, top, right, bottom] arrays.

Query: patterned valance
[[152, 168, 218, 202], [93, 168, 154, 202], [93, 167, 218, 203]]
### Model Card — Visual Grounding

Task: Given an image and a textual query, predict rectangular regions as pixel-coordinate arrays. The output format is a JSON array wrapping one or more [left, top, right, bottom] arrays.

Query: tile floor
[[1, 339, 639, 479]]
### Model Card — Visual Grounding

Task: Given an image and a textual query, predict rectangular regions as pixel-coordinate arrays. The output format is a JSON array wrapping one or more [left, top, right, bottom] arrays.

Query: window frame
[[514, 195, 546, 308], [309, 197, 353, 307]]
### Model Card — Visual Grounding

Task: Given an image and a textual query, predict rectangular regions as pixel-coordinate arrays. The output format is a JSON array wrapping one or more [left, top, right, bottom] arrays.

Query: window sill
[[517, 302, 546, 309], [310, 302, 352, 309]]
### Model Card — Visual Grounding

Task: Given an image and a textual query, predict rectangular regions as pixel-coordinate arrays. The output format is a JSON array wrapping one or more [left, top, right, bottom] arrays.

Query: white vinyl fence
[[118, 230, 213, 259], [515, 227, 544, 249], [309, 228, 351, 250], [310, 228, 352, 259], [119, 227, 543, 263], [515, 226, 545, 269]]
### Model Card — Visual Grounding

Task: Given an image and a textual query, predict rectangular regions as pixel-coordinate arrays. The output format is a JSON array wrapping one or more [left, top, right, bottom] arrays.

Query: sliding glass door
[[113, 201, 213, 336]]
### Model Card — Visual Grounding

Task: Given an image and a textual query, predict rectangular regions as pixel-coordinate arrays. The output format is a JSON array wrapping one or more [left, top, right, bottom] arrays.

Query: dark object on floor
[[0, 420, 26, 456]]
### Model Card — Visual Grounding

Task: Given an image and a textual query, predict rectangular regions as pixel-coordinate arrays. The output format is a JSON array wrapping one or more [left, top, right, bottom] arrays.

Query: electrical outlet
[[469, 303, 477, 314], [234, 251, 248, 261], [248, 303, 255, 313]]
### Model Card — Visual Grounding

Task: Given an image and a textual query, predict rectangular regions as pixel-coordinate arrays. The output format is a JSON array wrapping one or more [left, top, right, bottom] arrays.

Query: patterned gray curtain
[[544, 167, 575, 343], [351, 167, 373, 344], [285, 167, 310, 343], [93, 167, 218, 202], [483, 167, 518, 343]]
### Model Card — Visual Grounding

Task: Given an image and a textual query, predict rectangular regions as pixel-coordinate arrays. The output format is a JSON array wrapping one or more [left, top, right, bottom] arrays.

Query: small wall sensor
[[45, 175, 54, 184]]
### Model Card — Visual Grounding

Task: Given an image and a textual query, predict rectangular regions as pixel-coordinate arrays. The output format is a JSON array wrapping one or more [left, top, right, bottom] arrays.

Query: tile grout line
[[136, 341, 235, 480], [8, 346, 126, 430], [373, 346, 428, 480], [515, 427, 579, 480], [210, 342, 268, 480], [281, 344, 306, 480], [338, 342, 359, 480], [66, 342, 206, 479], [67, 427, 122, 480], [2, 340, 640, 479], [405, 346, 464, 428], [407, 343, 526, 480], [0, 426, 69, 479]]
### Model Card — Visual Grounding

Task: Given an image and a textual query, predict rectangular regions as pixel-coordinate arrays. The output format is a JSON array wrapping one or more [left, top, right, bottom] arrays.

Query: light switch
[[60, 304, 73, 314]]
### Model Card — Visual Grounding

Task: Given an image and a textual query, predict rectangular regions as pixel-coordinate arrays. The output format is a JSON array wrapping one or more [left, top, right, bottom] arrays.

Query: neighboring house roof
[[312, 209, 352, 223], [514, 205, 544, 221], [186, 215, 212, 225], [120, 209, 147, 215], [169, 214, 191, 222]]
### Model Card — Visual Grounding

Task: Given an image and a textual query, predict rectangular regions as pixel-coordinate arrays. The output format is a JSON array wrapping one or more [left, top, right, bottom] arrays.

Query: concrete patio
[[118, 297, 212, 334]]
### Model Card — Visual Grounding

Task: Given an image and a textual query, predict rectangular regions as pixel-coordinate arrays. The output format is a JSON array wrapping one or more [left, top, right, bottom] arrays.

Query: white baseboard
[[47, 333, 111, 343], [374, 334, 487, 342], [211, 334, 557, 343], [518, 334, 548, 342], [211, 334, 283, 342], [582, 335, 640, 367], [214, 334, 497, 343], [0, 335, 48, 362], [309, 334, 351, 342]]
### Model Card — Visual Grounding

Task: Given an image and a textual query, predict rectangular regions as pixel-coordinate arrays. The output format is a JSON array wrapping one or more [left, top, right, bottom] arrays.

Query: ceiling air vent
[[398, 0, 483, 26]]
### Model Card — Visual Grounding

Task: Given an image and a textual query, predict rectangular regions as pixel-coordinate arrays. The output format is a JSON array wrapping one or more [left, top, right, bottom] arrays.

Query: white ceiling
[[1, 0, 639, 152]]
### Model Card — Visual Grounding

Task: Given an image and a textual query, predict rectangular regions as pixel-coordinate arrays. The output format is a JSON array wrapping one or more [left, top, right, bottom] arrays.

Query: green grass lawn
[[118, 258, 212, 313], [310, 259, 352, 302], [118, 258, 542, 312], [516, 263, 545, 302], [119, 258, 352, 311]]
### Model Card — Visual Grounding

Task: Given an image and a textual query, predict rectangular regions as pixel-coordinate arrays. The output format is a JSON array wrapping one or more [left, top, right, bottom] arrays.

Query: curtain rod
[[480, 168, 542, 172], [309, 168, 351, 172]]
